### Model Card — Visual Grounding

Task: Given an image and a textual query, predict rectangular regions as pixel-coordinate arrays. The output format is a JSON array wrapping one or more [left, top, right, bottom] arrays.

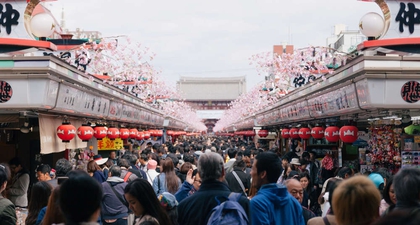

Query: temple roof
[[177, 76, 246, 101]]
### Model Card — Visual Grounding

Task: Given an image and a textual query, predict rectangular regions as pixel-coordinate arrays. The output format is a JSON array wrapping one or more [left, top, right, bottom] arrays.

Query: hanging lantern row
[[233, 130, 256, 137], [57, 123, 164, 143], [215, 132, 235, 137], [166, 131, 187, 136], [280, 125, 358, 143]]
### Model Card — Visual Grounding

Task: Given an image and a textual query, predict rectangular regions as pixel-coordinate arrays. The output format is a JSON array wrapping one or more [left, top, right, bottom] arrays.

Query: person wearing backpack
[[118, 159, 139, 183], [101, 165, 129, 225], [225, 159, 250, 196], [178, 152, 250, 225], [250, 152, 305, 225]]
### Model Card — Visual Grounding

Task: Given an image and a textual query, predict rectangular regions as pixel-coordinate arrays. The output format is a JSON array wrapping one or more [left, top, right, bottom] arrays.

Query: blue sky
[[49, 0, 381, 91]]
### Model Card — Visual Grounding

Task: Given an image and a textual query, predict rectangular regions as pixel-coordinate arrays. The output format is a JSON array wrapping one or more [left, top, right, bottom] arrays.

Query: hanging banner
[[97, 136, 124, 150]]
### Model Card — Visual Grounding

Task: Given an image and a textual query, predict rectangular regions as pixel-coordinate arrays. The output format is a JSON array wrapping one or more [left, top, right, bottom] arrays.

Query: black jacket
[[302, 206, 316, 225], [178, 179, 250, 225], [225, 168, 251, 195]]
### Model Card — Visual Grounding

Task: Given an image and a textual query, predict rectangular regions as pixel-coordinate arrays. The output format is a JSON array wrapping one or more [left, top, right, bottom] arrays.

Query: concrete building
[[177, 76, 246, 132], [327, 24, 366, 53]]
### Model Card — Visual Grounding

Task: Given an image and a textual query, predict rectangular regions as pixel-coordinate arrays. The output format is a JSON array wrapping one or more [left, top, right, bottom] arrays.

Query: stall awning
[[39, 114, 87, 154]]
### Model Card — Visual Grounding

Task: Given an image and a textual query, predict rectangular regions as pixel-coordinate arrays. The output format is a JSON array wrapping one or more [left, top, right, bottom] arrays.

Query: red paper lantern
[[325, 126, 340, 142], [119, 128, 130, 139], [77, 125, 94, 142], [155, 130, 163, 137], [107, 127, 120, 140], [136, 131, 144, 140], [311, 127, 325, 139], [129, 129, 138, 139], [339, 126, 358, 143], [149, 130, 156, 137], [143, 131, 151, 140], [281, 129, 290, 139], [290, 128, 300, 139], [298, 127, 312, 139], [57, 123, 76, 143], [258, 130, 268, 137], [167, 130, 174, 136], [94, 126, 107, 140]]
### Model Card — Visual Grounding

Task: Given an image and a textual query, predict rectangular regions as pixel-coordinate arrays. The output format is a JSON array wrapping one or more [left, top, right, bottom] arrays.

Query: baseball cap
[[368, 173, 384, 190]]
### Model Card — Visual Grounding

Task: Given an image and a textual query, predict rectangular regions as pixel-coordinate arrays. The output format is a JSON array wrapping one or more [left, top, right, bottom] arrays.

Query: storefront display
[[401, 136, 420, 169], [366, 122, 402, 174]]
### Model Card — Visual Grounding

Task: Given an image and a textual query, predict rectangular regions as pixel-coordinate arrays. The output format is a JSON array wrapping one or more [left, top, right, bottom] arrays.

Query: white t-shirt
[[321, 192, 330, 217]]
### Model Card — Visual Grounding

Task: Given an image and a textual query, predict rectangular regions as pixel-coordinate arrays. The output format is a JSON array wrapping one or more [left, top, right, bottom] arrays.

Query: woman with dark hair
[[87, 160, 106, 183], [381, 178, 396, 216], [0, 163, 16, 225], [298, 171, 317, 210], [124, 179, 171, 225], [25, 181, 52, 225], [153, 158, 181, 195], [59, 170, 103, 224], [39, 186, 65, 225], [177, 162, 193, 183]]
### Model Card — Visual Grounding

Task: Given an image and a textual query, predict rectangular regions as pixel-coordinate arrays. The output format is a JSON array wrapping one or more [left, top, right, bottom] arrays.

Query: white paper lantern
[[359, 12, 384, 39], [30, 13, 55, 38]]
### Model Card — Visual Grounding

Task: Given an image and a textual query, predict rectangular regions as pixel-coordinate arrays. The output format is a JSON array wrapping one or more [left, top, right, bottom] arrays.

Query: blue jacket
[[251, 183, 304, 225], [35, 206, 46, 225], [174, 181, 197, 202], [152, 173, 181, 195], [93, 170, 106, 183]]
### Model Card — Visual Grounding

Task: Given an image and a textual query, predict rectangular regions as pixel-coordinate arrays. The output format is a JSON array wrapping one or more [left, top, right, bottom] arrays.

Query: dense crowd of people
[[0, 136, 419, 225]]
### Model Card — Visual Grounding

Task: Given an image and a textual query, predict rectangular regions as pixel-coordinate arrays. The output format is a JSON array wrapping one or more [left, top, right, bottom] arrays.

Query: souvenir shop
[[230, 53, 420, 175]]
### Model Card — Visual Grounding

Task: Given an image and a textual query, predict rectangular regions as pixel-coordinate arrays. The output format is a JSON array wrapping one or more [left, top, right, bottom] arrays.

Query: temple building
[[177, 76, 246, 133]]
